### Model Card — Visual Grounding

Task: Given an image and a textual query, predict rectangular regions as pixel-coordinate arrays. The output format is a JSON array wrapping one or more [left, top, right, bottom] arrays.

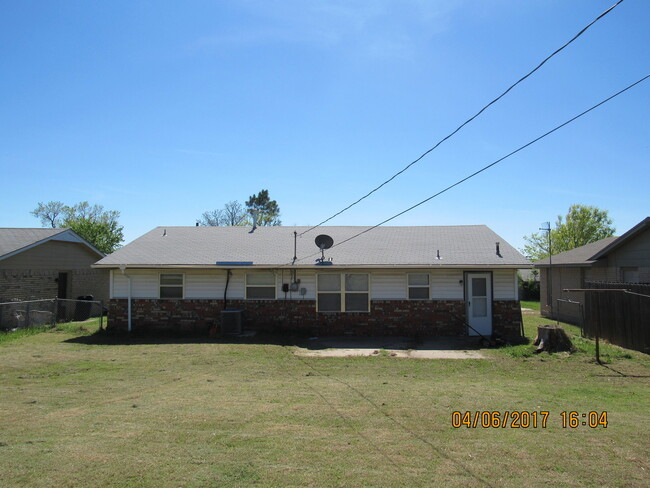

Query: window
[[317, 273, 369, 312], [160, 274, 183, 299], [408, 273, 430, 300], [246, 272, 276, 299]]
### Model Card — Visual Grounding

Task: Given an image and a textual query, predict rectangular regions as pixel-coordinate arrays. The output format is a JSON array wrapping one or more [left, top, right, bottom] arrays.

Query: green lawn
[[0, 315, 648, 487], [520, 300, 540, 311]]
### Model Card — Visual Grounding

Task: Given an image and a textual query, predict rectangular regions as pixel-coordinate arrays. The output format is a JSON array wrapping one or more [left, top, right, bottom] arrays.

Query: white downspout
[[119, 265, 132, 332]]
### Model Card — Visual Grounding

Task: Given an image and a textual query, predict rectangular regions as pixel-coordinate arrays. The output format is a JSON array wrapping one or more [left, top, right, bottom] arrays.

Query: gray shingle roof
[[590, 217, 649, 260], [95, 225, 530, 268], [0, 228, 104, 261], [534, 236, 618, 267], [0, 228, 67, 258]]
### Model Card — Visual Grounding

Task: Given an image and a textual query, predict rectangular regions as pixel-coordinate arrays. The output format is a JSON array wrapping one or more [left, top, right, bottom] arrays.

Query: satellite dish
[[314, 234, 334, 265], [315, 234, 334, 250]]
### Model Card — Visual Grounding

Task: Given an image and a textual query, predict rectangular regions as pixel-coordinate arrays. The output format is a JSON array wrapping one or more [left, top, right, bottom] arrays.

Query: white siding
[[111, 270, 159, 298], [185, 273, 226, 299], [226, 271, 246, 299], [432, 269, 464, 299], [493, 269, 516, 300], [372, 272, 407, 300], [112, 271, 127, 298], [108, 268, 517, 301], [294, 270, 316, 300]]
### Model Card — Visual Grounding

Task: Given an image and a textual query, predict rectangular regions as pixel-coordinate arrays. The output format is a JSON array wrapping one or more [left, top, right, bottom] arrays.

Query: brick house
[[94, 225, 530, 338], [535, 216, 650, 324], [0, 228, 108, 303]]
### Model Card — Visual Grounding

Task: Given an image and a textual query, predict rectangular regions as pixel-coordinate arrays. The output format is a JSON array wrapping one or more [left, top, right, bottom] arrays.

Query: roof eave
[[93, 263, 530, 270], [0, 229, 104, 262], [589, 217, 649, 260]]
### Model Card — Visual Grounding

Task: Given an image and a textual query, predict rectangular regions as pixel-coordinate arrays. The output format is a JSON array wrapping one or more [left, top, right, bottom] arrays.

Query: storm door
[[466, 273, 492, 336]]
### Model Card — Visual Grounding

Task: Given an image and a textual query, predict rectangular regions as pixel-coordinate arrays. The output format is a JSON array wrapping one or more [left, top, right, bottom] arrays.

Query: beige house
[[535, 217, 650, 324], [94, 225, 530, 338], [0, 228, 108, 303]]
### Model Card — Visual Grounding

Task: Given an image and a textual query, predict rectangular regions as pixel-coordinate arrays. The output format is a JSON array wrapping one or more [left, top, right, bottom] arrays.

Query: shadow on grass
[[594, 362, 650, 378], [64, 328, 501, 352]]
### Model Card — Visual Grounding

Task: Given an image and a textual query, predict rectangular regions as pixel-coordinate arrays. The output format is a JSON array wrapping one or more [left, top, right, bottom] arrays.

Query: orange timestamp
[[451, 411, 608, 429]]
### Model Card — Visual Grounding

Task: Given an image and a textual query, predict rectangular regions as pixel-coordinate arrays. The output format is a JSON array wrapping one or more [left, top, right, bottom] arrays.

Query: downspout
[[119, 265, 132, 332], [224, 269, 232, 310]]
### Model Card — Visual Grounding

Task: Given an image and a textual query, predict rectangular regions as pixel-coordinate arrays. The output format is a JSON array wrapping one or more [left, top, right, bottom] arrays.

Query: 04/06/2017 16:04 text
[[451, 411, 608, 429]]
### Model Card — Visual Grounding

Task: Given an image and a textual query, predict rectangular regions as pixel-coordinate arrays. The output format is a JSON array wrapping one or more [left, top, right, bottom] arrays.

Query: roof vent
[[496, 242, 502, 258], [436, 249, 442, 260]]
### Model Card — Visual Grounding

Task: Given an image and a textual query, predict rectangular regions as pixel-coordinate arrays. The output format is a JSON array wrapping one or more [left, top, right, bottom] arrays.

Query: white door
[[466, 273, 492, 336]]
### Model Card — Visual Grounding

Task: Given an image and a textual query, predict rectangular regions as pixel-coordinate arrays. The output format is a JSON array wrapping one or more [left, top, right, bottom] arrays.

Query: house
[[0, 228, 108, 303], [535, 217, 650, 324], [95, 225, 529, 337]]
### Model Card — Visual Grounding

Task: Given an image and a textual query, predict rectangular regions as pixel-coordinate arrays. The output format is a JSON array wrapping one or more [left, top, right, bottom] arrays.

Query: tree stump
[[533, 325, 574, 354]]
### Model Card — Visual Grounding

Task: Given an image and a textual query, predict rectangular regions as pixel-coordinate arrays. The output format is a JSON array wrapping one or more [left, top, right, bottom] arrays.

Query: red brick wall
[[493, 300, 524, 338], [108, 298, 523, 338]]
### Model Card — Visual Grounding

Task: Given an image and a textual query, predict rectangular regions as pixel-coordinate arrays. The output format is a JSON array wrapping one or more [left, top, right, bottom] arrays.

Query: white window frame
[[407, 273, 430, 300], [245, 271, 277, 300], [317, 273, 370, 312], [160, 273, 184, 299]]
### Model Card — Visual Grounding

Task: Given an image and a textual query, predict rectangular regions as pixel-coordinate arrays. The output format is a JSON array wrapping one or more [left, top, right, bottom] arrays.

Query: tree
[[198, 201, 248, 226], [31, 201, 124, 254], [522, 204, 615, 261], [245, 189, 281, 226], [31, 201, 66, 228]]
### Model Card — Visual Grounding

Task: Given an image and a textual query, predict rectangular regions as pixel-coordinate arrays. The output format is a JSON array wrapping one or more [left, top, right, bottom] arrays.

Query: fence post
[[595, 291, 601, 364], [100, 300, 104, 331], [26, 302, 31, 328]]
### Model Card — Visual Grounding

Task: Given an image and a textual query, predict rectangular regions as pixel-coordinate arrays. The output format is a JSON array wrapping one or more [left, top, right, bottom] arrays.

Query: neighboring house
[[93, 225, 530, 338], [0, 228, 108, 303], [535, 217, 650, 324]]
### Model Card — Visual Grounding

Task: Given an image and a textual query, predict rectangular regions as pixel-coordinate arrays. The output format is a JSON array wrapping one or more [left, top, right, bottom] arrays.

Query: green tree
[[245, 189, 281, 226], [522, 204, 615, 261], [31, 201, 67, 228], [31, 201, 124, 254]]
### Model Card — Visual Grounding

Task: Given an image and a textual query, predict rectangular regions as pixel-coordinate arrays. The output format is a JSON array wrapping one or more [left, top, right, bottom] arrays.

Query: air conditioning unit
[[220, 310, 242, 334]]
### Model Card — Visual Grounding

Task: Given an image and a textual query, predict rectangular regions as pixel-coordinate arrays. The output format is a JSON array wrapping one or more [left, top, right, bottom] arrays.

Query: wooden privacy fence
[[583, 281, 650, 354]]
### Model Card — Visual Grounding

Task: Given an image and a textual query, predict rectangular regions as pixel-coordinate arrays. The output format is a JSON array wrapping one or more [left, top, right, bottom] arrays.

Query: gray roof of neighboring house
[[590, 217, 650, 260], [94, 225, 530, 269], [0, 228, 104, 262], [534, 236, 618, 267]]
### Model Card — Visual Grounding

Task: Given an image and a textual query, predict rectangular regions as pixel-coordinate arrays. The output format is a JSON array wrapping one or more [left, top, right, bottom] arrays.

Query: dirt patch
[[294, 336, 486, 359]]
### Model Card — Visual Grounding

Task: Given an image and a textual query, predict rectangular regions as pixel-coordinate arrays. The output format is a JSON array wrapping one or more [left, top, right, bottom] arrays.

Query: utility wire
[[291, 74, 649, 265], [299, 0, 626, 237]]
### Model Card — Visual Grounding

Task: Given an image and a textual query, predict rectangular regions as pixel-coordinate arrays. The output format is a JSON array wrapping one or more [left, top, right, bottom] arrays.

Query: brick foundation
[[108, 298, 523, 338], [493, 300, 524, 338]]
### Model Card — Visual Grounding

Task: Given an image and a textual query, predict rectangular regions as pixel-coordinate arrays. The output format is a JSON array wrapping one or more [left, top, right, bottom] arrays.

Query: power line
[[299, 0, 626, 237], [292, 74, 649, 265]]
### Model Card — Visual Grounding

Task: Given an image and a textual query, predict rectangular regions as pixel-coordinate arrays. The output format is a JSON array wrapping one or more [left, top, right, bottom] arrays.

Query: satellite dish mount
[[314, 234, 334, 266]]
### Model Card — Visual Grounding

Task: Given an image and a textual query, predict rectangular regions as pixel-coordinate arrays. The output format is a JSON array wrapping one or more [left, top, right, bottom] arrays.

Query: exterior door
[[466, 273, 492, 336], [57, 272, 69, 321]]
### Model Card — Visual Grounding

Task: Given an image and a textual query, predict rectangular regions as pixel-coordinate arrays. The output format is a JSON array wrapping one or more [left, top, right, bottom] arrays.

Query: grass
[[0, 314, 648, 487], [520, 300, 540, 311], [0, 317, 102, 345]]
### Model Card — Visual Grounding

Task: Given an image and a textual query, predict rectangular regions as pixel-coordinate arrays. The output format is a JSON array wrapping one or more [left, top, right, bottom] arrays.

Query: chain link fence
[[0, 298, 104, 331]]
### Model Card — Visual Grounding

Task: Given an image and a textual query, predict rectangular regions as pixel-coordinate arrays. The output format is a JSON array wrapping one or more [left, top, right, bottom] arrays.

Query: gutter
[[93, 263, 531, 270]]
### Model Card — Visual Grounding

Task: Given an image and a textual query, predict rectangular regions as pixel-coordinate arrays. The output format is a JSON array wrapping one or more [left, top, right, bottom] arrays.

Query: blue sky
[[1, 0, 648, 253]]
